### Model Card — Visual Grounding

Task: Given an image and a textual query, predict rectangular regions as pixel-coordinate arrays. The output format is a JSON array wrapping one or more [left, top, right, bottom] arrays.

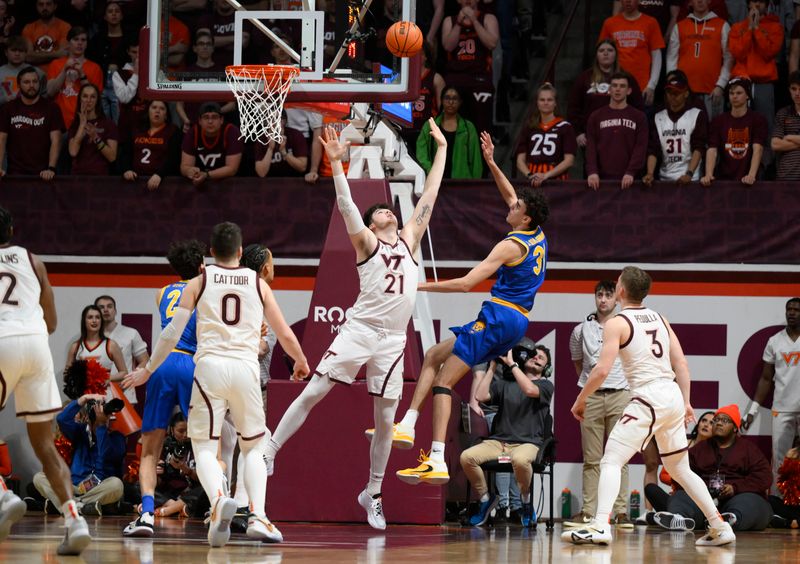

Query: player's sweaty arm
[[419, 239, 520, 293]]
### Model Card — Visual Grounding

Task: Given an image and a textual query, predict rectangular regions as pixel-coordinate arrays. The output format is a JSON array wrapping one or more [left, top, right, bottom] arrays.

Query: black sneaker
[[44, 499, 61, 515], [770, 514, 789, 528], [493, 506, 510, 525], [80, 501, 102, 516], [122, 512, 155, 537]]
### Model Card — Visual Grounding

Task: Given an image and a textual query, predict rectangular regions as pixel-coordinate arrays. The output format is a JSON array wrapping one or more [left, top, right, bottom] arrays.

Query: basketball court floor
[[1, 515, 796, 563]]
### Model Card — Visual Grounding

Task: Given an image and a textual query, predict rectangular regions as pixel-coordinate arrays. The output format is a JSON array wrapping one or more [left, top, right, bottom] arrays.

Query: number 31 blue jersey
[[490, 227, 547, 314]]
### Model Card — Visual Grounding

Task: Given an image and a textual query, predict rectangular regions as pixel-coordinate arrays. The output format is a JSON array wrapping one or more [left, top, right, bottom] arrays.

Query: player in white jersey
[[0, 206, 91, 555], [742, 297, 800, 495], [643, 71, 708, 186], [263, 120, 448, 530], [124, 222, 309, 548], [563, 266, 735, 547]]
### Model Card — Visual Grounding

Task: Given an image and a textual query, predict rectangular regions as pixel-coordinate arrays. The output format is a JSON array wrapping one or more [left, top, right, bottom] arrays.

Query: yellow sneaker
[[396, 450, 449, 485], [364, 424, 415, 449]]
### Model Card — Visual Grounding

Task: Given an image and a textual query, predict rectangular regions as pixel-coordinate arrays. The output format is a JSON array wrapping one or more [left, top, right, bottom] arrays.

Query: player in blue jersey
[[393, 132, 549, 485], [122, 240, 205, 537]]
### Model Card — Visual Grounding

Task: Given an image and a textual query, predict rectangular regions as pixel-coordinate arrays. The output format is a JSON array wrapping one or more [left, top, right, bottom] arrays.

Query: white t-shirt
[[570, 314, 628, 389], [763, 328, 800, 412], [106, 323, 148, 403]]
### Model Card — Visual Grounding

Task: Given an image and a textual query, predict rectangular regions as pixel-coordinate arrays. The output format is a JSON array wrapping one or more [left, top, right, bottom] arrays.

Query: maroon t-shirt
[[68, 117, 119, 175], [567, 68, 645, 135], [585, 104, 649, 179], [515, 118, 578, 176], [0, 97, 64, 174], [116, 68, 148, 144], [253, 127, 308, 177], [445, 12, 493, 77], [413, 68, 439, 130], [181, 123, 244, 172], [708, 110, 768, 181], [131, 123, 180, 176]]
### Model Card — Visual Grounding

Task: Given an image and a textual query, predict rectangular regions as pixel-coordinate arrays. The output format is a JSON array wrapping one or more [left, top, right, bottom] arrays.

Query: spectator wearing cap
[[180, 101, 243, 187], [667, 0, 732, 119], [653, 404, 773, 532], [702, 76, 768, 186], [643, 70, 708, 185], [598, 0, 665, 106], [771, 72, 800, 181], [728, 0, 783, 161], [585, 71, 649, 189]]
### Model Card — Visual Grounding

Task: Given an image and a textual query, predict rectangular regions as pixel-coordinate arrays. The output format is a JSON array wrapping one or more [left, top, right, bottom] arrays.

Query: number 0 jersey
[[0, 245, 47, 338], [158, 280, 198, 354], [616, 307, 675, 391], [348, 236, 419, 331], [195, 265, 262, 362], [490, 228, 547, 314]]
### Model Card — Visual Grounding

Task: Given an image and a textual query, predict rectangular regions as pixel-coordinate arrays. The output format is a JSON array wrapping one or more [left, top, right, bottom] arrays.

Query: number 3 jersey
[[195, 265, 262, 362], [0, 245, 47, 338], [348, 236, 418, 331], [650, 106, 707, 180], [616, 307, 675, 391], [515, 118, 578, 178]]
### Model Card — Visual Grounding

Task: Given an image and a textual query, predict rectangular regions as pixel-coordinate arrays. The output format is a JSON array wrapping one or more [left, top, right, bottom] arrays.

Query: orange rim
[[225, 64, 300, 83]]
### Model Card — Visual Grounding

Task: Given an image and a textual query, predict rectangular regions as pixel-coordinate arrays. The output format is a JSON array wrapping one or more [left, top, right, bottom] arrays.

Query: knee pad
[[432, 386, 452, 396]]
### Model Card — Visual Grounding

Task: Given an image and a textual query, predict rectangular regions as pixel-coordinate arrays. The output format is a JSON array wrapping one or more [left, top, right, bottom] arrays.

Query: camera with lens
[[81, 398, 124, 424], [163, 435, 190, 463], [498, 338, 538, 380]]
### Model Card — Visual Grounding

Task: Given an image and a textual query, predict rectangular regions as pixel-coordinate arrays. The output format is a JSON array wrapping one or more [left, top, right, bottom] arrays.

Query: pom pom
[[54, 434, 73, 465], [777, 457, 800, 506], [63, 358, 110, 399]]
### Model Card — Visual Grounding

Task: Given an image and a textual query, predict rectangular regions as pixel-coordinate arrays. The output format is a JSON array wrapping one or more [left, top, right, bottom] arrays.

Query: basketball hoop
[[225, 64, 300, 145]]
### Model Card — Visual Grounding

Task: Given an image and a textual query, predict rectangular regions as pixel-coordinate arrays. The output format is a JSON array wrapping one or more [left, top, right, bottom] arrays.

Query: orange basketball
[[386, 21, 423, 58]]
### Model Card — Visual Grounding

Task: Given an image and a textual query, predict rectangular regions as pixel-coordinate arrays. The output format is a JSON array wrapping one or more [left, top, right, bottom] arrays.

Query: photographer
[[33, 393, 126, 516], [460, 339, 553, 528], [654, 404, 772, 532]]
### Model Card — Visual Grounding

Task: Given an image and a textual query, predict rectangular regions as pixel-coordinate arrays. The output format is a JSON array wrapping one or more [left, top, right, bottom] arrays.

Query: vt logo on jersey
[[782, 352, 800, 365], [381, 255, 403, 271], [620, 413, 639, 425], [198, 152, 223, 168]]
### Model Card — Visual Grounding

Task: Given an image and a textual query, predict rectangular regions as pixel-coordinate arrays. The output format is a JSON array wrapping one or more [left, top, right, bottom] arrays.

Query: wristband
[[47, 166, 56, 172], [746, 401, 760, 418]]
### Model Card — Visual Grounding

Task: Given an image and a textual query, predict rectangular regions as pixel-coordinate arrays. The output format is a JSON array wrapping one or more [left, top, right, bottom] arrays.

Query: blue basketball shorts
[[141, 351, 195, 433], [451, 300, 529, 367]]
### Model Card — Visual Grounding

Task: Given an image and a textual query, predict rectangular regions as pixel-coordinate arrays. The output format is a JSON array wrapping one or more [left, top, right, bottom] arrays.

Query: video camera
[[81, 398, 124, 424], [163, 435, 190, 463]]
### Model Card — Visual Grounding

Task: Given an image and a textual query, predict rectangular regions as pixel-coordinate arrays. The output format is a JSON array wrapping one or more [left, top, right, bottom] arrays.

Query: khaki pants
[[33, 471, 123, 512], [580, 389, 630, 516], [460, 440, 539, 498]]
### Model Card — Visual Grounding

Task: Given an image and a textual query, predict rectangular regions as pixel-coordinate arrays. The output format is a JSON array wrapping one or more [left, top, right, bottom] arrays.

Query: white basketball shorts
[[315, 319, 405, 400], [189, 354, 267, 443], [607, 379, 690, 457], [0, 334, 62, 422]]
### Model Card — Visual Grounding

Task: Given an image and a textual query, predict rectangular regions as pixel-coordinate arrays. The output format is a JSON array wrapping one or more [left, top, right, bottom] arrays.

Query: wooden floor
[[1, 514, 798, 563]]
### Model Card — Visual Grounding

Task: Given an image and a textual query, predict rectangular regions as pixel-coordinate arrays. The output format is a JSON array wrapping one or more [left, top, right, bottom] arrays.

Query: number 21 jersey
[[616, 307, 675, 391]]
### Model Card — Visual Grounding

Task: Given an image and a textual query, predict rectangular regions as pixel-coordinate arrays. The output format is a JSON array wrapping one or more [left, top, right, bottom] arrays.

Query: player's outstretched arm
[[419, 239, 520, 293], [32, 253, 57, 334], [571, 317, 625, 421], [123, 277, 200, 389], [480, 131, 517, 208], [401, 118, 447, 252], [319, 126, 376, 260], [260, 280, 310, 381], [663, 315, 695, 424]]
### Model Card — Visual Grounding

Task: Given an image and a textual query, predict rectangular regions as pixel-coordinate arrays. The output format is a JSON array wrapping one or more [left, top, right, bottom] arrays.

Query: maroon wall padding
[[2, 177, 798, 264], [266, 381, 462, 524]]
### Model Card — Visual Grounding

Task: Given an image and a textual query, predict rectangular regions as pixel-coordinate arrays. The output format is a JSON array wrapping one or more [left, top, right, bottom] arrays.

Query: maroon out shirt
[[0, 97, 64, 174], [585, 104, 649, 179], [253, 127, 308, 177], [68, 117, 119, 175], [181, 123, 243, 172], [708, 110, 768, 180]]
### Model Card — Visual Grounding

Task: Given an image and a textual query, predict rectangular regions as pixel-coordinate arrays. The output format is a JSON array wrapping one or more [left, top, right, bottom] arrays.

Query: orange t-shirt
[[22, 18, 71, 55], [598, 13, 665, 91], [318, 116, 350, 177], [675, 16, 727, 95], [46, 57, 104, 128]]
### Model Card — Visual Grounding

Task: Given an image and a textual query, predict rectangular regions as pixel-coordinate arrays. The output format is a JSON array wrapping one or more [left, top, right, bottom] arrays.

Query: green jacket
[[416, 114, 483, 179]]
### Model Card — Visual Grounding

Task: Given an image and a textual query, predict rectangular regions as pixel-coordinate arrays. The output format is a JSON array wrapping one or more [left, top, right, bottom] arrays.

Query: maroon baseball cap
[[665, 75, 689, 93]]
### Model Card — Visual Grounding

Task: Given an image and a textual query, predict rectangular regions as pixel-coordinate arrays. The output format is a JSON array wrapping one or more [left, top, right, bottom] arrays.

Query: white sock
[[242, 438, 268, 518], [233, 450, 249, 508], [480, 493, 489, 503], [192, 439, 227, 507], [368, 398, 398, 496], [430, 441, 445, 462], [399, 409, 418, 430], [61, 500, 79, 524], [521, 492, 531, 504]]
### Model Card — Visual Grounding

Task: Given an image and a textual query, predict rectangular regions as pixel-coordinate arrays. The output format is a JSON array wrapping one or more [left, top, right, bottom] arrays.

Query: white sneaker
[[0, 491, 26, 541], [57, 516, 92, 555], [635, 511, 654, 526], [364, 424, 415, 449], [246, 515, 283, 543], [696, 522, 736, 546], [560, 521, 612, 545], [654, 511, 695, 531], [122, 512, 155, 537], [207, 497, 237, 548], [358, 490, 386, 530]]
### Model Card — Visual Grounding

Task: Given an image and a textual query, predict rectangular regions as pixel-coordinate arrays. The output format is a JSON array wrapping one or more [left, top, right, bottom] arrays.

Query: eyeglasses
[[711, 416, 734, 425], [442, 95, 460, 102]]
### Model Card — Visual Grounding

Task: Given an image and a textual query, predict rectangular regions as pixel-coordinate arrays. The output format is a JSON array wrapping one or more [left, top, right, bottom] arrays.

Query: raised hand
[[428, 118, 446, 147], [479, 131, 495, 164], [318, 125, 349, 162]]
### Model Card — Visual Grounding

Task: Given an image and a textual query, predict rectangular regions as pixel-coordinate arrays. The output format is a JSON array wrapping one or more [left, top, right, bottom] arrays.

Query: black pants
[[770, 495, 800, 525], [645, 483, 670, 512], [667, 490, 772, 531]]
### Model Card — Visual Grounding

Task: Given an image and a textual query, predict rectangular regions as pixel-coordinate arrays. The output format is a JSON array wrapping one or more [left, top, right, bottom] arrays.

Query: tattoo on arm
[[337, 196, 353, 216], [415, 204, 431, 225]]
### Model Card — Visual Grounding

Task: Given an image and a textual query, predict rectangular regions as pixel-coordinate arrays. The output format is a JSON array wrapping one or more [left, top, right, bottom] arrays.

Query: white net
[[225, 65, 299, 145]]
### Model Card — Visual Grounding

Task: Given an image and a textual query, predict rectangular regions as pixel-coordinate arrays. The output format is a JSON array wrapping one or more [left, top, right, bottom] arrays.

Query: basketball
[[385, 21, 423, 58]]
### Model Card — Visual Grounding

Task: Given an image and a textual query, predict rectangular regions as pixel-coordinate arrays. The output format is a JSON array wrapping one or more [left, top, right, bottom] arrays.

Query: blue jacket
[[57, 400, 127, 485]]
